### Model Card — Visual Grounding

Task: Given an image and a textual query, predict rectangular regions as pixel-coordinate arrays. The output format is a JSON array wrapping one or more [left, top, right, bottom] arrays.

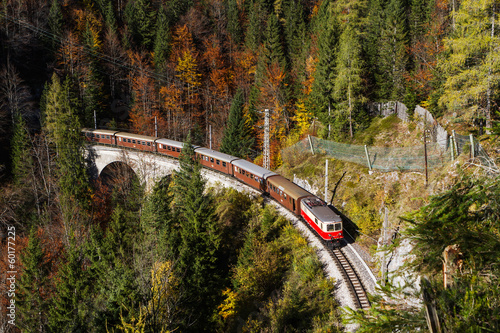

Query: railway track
[[329, 246, 370, 309], [298, 214, 370, 310]]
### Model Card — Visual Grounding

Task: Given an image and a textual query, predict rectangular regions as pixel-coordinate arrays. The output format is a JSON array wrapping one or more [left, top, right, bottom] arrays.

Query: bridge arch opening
[[99, 161, 143, 200]]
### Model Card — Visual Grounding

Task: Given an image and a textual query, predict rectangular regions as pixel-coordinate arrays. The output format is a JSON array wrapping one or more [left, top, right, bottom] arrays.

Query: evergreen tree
[[377, 0, 409, 100], [10, 113, 32, 185], [172, 135, 223, 331], [263, 11, 287, 69], [43, 74, 90, 227], [220, 89, 254, 158], [48, 238, 91, 332], [364, 0, 387, 100], [124, 0, 156, 49], [245, 1, 265, 51], [88, 206, 140, 329], [48, 0, 63, 49], [334, 0, 367, 138], [153, 5, 171, 73], [310, 0, 338, 127], [17, 227, 51, 332], [227, 0, 243, 46], [103, 0, 117, 32]]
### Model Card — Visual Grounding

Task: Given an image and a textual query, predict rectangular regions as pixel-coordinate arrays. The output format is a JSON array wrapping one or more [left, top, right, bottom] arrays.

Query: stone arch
[[99, 161, 143, 197]]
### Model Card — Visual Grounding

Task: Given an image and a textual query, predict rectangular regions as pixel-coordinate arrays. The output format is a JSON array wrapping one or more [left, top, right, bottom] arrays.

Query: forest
[[1, 0, 500, 332]]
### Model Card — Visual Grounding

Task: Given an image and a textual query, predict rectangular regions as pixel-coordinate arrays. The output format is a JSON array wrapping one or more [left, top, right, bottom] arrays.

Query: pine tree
[[124, 0, 156, 49], [88, 206, 140, 329], [153, 5, 171, 73], [310, 0, 338, 125], [263, 11, 286, 69], [220, 89, 254, 158], [227, 0, 243, 46], [48, 0, 63, 49], [364, 0, 387, 100], [17, 227, 51, 332], [10, 113, 32, 185], [377, 0, 409, 100], [334, 0, 367, 138], [172, 135, 223, 331], [43, 74, 90, 227], [48, 238, 91, 332], [245, 1, 265, 51]]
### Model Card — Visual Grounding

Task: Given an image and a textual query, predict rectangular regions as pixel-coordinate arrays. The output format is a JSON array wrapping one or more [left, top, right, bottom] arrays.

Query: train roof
[[115, 132, 158, 141], [232, 159, 277, 179], [302, 197, 342, 223], [155, 138, 185, 148], [81, 128, 119, 135], [194, 148, 239, 163], [266, 175, 313, 200]]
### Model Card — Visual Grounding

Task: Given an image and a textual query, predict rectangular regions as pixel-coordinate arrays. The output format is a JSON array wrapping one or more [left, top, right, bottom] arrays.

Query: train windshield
[[327, 223, 342, 231]]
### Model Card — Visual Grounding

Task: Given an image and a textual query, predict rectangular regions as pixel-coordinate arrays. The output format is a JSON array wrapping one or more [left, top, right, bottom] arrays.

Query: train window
[[167, 146, 170, 150], [106, 135, 110, 139], [235, 167, 239, 172], [327, 224, 334, 231], [335, 223, 342, 231], [147, 142, 151, 146], [284, 193, 287, 199], [127, 139, 131, 143], [216, 160, 220, 165], [177, 148, 180, 152], [96, 135, 100, 138], [132, 140, 136, 144], [142, 141, 146, 145], [210, 158, 214, 163], [222, 162, 226, 167], [250, 174, 254, 179], [119, 137, 122, 141]]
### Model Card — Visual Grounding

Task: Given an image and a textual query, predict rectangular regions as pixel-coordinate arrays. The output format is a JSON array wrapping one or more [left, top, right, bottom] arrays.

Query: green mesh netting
[[282, 135, 493, 172]]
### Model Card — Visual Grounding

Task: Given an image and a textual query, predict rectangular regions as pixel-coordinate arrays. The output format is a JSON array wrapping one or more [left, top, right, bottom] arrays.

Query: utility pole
[[209, 124, 212, 149], [424, 129, 429, 186], [324, 159, 329, 202], [154, 116, 158, 137], [263, 109, 270, 169], [94, 110, 97, 129]]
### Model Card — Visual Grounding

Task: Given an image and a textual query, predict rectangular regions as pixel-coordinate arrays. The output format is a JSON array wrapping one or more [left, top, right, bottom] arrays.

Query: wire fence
[[282, 134, 497, 173]]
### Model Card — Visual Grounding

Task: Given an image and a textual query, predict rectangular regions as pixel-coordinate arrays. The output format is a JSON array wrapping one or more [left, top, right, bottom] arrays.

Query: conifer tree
[[334, 0, 367, 138], [227, 0, 243, 46], [377, 0, 409, 100], [10, 113, 32, 185], [153, 5, 171, 73], [172, 135, 223, 331], [124, 0, 156, 49], [88, 206, 140, 329], [245, 1, 265, 51], [43, 74, 90, 227], [48, 0, 63, 49], [310, 0, 338, 125], [17, 227, 51, 332], [220, 89, 254, 158], [49, 238, 91, 332], [263, 11, 286, 69]]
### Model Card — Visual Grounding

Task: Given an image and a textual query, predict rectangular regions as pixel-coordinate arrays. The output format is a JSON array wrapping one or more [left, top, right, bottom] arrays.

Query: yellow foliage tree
[[293, 100, 312, 137], [118, 261, 179, 333]]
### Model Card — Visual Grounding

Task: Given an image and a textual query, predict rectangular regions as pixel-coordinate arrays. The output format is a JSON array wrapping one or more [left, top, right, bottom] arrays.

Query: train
[[82, 128, 343, 247]]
